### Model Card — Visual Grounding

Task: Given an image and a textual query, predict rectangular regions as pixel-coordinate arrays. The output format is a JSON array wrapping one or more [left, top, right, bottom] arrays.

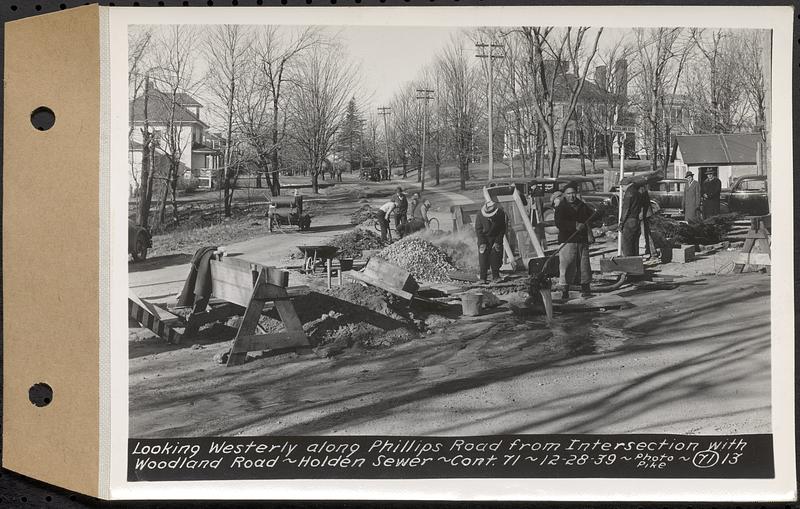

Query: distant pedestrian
[[555, 183, 595, 299], [683, 171, 701, 223], [375, 200, 396, 242], [393, 187, 409, 237], [702, 171, 722, 218], [475, 199, 507, 284]]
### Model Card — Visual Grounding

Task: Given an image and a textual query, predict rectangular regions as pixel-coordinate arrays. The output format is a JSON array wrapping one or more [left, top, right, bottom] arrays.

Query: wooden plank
[[599, 256, 644, 275], [735, 252, 772, 266], [128, 297, 183, 344], [362, 257, 419, 293], [189, 302, 244, 327], [226, 270, 267, 366], [348, 271, 415, 300], [230, 332, 311, 353]]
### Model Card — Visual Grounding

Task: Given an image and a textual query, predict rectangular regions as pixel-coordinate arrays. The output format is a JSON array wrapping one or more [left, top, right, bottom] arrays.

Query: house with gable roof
[[128, 89, 222, 196]]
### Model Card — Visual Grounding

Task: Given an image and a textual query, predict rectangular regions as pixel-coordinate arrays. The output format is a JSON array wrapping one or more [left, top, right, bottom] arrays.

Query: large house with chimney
[[128, 89, 222, 196]]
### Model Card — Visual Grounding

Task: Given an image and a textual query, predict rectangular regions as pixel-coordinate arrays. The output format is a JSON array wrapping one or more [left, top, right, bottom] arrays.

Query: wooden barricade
[[733, 217, 771, 273], [184, 254, 312, 367]]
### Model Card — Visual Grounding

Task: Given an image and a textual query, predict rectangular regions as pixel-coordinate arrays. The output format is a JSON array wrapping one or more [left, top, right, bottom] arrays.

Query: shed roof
[[676, 133, 759, 166]]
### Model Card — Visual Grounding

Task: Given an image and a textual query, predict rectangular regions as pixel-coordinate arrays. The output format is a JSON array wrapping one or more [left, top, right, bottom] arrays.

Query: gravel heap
[[330, 228, 385, 259], [376, 237, 458, 283]]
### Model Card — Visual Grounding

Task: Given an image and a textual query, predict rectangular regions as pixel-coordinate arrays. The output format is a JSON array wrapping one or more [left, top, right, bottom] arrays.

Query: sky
[[335, 26, 463, 107]]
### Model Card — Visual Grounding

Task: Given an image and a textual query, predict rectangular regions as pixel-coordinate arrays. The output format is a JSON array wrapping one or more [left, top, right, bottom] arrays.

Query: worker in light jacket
[[555, 183, 595, 300], [475, 200, 507, 284]]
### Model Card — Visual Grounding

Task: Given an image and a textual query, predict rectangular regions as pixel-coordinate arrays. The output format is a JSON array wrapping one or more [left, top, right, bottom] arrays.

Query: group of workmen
[[375, 187, 433, 242]]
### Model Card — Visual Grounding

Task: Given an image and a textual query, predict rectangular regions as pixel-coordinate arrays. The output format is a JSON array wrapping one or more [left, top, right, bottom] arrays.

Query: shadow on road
[[129, 253, 192, 273]]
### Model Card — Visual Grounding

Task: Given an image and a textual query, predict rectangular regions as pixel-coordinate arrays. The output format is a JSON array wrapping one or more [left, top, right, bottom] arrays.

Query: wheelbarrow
[[297, 245, 339, 273]]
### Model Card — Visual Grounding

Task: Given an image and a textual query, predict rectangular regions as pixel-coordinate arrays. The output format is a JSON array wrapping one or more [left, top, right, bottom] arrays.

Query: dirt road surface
[[130, 271, 769, 437]]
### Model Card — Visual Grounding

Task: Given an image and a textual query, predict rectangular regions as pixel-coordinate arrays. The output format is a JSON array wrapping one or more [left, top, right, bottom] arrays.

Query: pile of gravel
[[376, 237, 458, 283]]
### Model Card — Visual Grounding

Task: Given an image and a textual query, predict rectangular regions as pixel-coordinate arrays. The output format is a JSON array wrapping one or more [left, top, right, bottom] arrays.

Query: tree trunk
[[170, 174, 179, 224], [605, 132, 614, 168], [435, 162, 440, 186], [157, 180, 169, 226], [459, 159, 467, 191], [578, 128, 587, 176], [136, 135, 153, 227]]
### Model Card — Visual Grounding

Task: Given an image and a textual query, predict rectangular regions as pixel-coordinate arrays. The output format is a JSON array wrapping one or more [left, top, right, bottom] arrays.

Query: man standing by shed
[[475, 199, 507, 284], [555, 183, 595, 300], [702, 171, 722, 218], [683, 171, 702, 222]]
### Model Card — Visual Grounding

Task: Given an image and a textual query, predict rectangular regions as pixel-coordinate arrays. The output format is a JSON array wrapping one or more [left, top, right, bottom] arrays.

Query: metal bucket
[[461, 293, 483, 317]]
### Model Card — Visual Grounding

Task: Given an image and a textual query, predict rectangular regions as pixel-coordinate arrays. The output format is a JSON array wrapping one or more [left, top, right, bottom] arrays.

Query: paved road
[[129, 185, 475, 302]]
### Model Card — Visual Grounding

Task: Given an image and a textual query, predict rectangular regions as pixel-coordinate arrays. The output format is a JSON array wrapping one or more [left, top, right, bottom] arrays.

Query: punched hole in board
[[29, 383, 53, 407], [31, 107, 56, 131]]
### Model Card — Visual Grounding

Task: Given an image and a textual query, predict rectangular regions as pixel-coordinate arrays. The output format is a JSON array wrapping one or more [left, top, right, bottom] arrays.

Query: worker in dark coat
[[683, 171, 702, 222], [393, 187, 409, 237], [555, 183, 595, 299], [619, 181, 645, 256], [702, 172, 722, 218], [474, 199, 507, 284]]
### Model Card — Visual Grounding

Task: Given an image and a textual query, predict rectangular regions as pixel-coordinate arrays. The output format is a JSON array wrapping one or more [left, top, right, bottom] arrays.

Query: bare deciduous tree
[[633, 27, 692, 173], [520, 26, 603, 177], [128, 28, 155, 227], [204, 25, 252, 217], [436, 38, 482, 190], [288, 45, 359, 193]]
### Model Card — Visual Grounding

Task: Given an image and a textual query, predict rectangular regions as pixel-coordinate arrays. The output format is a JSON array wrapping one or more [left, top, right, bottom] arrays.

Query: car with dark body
[[647, 178, 687, 216], [528, 176, 619, 224], [720, 175, 769, 216], [485, 176, 618, 229], [128, 220, 152, 262]]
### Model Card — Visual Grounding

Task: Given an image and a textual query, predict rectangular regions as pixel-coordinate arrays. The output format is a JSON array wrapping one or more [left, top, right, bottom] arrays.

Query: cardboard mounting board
[[3, 5, 103, 498]]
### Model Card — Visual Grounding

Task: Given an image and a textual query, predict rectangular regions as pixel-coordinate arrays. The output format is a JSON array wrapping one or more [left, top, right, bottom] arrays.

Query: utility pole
[[476, 40, 505, 181], [416, 88, 434, 191], [378, 106, 392, 181]]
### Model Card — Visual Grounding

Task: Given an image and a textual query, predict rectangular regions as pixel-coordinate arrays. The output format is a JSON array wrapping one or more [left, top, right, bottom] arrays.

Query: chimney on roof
[[594, 65, 607, 91], [613, 58, 628, 98]]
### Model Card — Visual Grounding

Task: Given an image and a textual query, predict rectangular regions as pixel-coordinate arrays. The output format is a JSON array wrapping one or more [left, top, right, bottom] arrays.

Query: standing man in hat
[[701, 171, 722, 218], [555, 182, 595, 299], [475, 199, 507, 284], [683, 171, 702, 223]]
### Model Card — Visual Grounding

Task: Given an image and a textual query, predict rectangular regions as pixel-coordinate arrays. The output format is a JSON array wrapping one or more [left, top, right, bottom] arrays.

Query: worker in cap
[[393, 187, 409, 237], [475, 199, 507, 284], [683, 171, 701, 223], [554, 182, 595, 299], [619, 179, 645, 256]]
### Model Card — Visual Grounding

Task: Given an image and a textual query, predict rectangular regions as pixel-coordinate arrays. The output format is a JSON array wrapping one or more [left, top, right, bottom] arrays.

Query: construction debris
[[648, 213, 738, 246]]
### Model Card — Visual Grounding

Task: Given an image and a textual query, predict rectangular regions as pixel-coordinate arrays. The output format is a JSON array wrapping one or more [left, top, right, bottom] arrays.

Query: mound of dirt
[[256, 283, 419, 353], [330, 228, 385, 259], [351, 204, 378, 226]]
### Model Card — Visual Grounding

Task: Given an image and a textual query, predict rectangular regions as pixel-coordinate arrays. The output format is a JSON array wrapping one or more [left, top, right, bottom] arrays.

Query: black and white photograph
[[118, 6, 792, 496]]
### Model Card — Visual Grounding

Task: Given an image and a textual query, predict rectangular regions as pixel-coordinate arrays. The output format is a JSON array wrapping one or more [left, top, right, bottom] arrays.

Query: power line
[[415, 88, 435, 191], [475, 42, 505, 180]]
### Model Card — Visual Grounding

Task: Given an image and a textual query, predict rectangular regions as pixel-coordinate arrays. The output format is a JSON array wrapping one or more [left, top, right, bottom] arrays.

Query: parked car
[[720, 175, 769, 216], [530, 175, 618, 214], [647, 178, 687, 216], [128, 220, 152, 262]]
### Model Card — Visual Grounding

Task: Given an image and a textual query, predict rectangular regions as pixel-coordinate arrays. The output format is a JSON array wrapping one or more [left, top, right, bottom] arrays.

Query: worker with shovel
[[554, 182, 595, 300]]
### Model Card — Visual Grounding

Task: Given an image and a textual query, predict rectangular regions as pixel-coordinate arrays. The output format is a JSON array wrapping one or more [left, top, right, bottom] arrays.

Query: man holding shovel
[[554, 182, 595, 300]]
